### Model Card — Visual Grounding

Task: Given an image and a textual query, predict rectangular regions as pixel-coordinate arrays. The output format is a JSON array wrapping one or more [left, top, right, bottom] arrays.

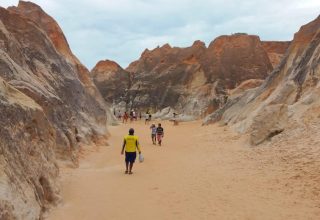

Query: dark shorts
[[151, 134, 156, 138], [125, 152, 137, 163]]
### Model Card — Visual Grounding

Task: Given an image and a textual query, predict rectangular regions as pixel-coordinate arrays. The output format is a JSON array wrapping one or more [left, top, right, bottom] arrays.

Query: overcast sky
[[2, 0, 320, 69]]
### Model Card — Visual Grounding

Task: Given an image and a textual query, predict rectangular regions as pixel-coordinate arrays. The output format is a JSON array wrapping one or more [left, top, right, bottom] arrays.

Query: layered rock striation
[[93, 34, 289, 118], [261, 41, 290, 68], [92, 60, 132, 107], [0, 1, 109, 218], [204, 16, 320, 145], [0, 77, 59, 220]]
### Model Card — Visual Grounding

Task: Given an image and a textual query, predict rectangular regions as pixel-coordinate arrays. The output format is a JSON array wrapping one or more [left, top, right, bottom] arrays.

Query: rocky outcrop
[[204, 15, 320, 145], [261, 41, 290, 68], [229, 79, 264, 96], [8, 1, 114, 121], [8, 1, 92, 86], [1, 1, 108, 161], [92, 60, 132, 106], [250, 104, 289, 145], [0, 1, 108, 219], [206, 34, 273, 88], [0, 77, 59, 220], [93, 34, 282, 118]]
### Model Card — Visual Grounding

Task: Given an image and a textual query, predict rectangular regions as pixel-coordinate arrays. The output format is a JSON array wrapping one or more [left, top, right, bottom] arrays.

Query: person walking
[[150, 124, 157, 145], [129, 110, 134, 122], [123, 112, 128, 123], [118, 110, 122, 120], [133, 111, 137, 121], [156, 123, 164, 146], [145, 112, 150, 124], [121, 128, 142, 174]]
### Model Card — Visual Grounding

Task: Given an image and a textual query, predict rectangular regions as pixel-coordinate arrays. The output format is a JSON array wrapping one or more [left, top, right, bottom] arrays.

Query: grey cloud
[[1, 0, 320, 69]]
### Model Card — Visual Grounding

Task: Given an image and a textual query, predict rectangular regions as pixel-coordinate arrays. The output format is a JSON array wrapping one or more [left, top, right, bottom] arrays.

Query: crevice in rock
[[266, 129, 284, 141], [39, 176, 54, 203]]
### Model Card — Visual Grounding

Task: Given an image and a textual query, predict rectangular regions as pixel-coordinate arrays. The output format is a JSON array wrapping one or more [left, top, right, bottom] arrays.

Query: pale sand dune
[[47, 121, 320, 220]]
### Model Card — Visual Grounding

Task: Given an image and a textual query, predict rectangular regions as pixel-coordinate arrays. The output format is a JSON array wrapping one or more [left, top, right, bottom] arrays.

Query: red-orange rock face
[[93, 60, 123, 73], [93, 34, 287, 117], [261, 41, 290, 67], [8, 1, 93, 86], [292, 16, 320, 48], [92, 60, 131, 104], [204, 16, 320, 145], [206, 34, 273, 88]]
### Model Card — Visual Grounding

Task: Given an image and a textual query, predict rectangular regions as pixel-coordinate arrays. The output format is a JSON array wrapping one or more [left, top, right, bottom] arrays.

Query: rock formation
[[0, 1, 108, 218], [92, 60, 132, 107], [8, 1, 100, 89], [93, 34, 289, 119], [261, 41, 290, 68], [0, 0, 309, 218], [0, 77, 59, 220], [204, 16, 320, 145]]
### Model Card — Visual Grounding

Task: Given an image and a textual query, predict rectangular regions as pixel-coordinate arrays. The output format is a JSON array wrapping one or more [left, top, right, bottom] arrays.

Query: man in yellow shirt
[[121, 128, 142, 174]]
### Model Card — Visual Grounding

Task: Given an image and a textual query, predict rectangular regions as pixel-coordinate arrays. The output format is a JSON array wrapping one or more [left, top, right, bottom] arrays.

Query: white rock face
[[0, 77, 59, 219], [0, 2, 109, 219]]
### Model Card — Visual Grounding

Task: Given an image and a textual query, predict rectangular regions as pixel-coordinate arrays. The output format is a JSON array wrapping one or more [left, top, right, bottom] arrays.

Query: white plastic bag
[[139, 153, 144, 163]]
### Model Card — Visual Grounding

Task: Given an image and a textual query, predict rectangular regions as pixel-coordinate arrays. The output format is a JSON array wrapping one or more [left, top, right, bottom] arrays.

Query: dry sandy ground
[[46, 121, 320, 220]]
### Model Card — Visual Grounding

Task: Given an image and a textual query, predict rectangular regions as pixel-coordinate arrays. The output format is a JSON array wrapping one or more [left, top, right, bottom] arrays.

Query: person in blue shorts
[[121, 128, 141, 174]]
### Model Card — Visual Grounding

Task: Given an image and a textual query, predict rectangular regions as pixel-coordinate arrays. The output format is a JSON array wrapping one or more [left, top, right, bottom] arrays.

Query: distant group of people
[[115, 109, 144, 123]]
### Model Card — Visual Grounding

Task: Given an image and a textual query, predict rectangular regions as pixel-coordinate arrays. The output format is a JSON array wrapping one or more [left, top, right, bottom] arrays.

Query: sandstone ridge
[[0, 1, 109, 218], [93, 34, 289, 119], [204, 15, 320, 145]]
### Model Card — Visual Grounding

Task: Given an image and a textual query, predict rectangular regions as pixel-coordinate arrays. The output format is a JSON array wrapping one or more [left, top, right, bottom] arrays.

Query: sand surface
[[47, 121, 320, 220]]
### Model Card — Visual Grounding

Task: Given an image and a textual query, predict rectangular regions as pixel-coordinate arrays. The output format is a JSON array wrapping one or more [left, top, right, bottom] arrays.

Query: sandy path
[[47, 121, 320, 220]]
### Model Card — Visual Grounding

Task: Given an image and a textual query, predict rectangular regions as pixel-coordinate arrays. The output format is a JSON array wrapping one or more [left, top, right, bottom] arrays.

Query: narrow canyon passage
[[47, 121, 319, 220]]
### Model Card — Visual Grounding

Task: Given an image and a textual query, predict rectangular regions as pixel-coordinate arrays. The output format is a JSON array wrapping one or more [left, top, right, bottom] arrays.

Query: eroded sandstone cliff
[[93, 34, 289, 119], [204, 16, 320, 145], [0, 77, 59, 220], [0, 1, 108, 219], [261, 41, 290, 68]]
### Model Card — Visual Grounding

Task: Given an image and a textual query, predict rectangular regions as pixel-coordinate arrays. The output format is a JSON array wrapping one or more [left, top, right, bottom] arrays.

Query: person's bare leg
[[129, 162, 134, 174], [125, 161, 129, 174]]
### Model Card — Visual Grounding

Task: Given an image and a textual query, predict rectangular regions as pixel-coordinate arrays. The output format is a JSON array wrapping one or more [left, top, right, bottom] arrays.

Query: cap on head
[[129, 128, 134, 135]]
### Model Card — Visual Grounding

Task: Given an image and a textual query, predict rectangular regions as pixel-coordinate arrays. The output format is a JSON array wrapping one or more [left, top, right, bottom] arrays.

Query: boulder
[[250, 104, 288, 145]]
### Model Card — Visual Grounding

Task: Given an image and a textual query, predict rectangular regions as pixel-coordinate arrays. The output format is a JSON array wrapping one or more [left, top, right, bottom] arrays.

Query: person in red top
[[123, 111, 128, 123], [156, 123, 164, 146]]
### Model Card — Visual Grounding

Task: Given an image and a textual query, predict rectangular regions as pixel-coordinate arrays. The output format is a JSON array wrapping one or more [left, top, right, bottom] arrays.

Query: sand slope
[[47, 121, 320, 220]]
